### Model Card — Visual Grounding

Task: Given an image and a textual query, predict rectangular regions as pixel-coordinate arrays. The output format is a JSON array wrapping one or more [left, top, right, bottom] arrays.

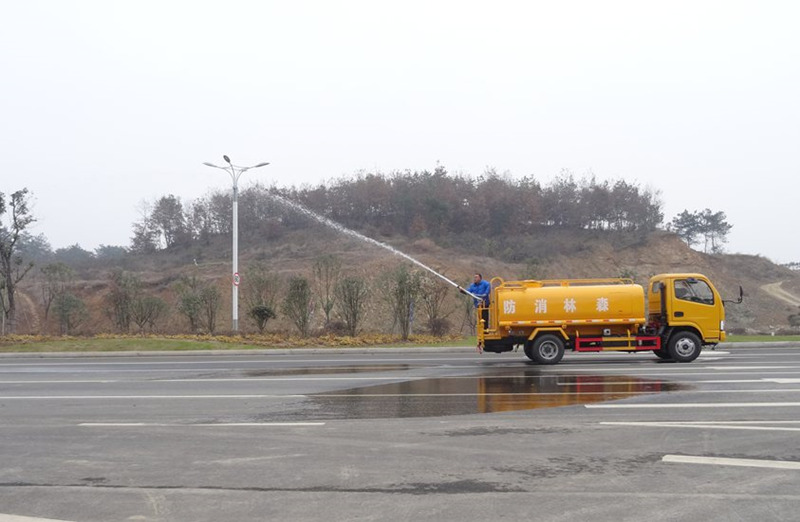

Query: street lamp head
[[253, 162, 270, 168], [223, 155, 231, 164], [202, 162, 220, 168]]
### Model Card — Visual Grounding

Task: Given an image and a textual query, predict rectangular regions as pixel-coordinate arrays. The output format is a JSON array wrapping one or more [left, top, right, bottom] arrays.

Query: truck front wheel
[[528, 334, 565, 365], [667, 331, 702, 363]]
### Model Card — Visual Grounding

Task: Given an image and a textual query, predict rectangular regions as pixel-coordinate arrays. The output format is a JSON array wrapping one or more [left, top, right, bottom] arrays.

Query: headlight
[[720, 320, 725, 331]]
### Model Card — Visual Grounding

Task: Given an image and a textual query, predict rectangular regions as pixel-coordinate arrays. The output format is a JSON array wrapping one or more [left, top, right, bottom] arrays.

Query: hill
[[12, 224, 800, 337]]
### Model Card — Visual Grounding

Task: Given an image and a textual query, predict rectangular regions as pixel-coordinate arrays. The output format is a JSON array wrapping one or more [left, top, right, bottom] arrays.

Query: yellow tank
[[494, 279, 645, 329]]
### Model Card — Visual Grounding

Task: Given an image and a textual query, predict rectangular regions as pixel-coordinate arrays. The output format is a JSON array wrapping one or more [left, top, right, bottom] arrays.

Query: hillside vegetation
[[11, 170, 800, 337]]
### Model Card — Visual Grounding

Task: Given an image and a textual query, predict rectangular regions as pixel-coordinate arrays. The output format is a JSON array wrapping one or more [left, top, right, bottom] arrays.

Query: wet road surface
[[1, 345, 800, 521]]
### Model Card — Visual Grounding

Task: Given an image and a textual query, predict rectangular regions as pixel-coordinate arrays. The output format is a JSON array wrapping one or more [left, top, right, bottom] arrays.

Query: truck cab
[[647, 273, 726, 361]]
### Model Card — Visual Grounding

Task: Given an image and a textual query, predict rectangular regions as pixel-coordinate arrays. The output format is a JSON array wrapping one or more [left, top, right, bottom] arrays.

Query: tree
[[175, 275, 203, 333], [670, 209, 733, 253], [248, 304, 276, 333], [282, 276, 314, 336], [200, 285, 222, 334], [53, 244, 94, 265], [698, 208, 733, 254], [131, 295, 169, 334], [52, 292, 88, 335], [175, 275, 221, 334], [95, 245, 128, 261], [105, 270, 141, 333], [380, 266, 422, 340], [39, 262, 73, 328], [334, 276, 369, 337], [0, 189, 36, 333], [243, 263, 281, 333], [312, 254, 341, 329], [419, 274, 453, 337], [151, 195, 188, 248], [670, 210, 702, 248]]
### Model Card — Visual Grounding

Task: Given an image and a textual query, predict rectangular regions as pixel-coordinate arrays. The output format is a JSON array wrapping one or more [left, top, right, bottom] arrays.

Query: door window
[[674, 279, 714, 305]]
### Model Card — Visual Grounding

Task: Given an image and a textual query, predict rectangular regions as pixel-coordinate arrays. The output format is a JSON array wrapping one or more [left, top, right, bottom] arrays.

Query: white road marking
[[0, 357, 466, 368], [602, 421, 800, 432], [547, 371, 800, 377], [0, 380, 119, 384], [79, 422, 325, 427], [663, 455, 800, 470], [587, 402, 800, 408], [0, 515, 76, 522], [705, 366, 800, 370], [0, 394, 306, 400]]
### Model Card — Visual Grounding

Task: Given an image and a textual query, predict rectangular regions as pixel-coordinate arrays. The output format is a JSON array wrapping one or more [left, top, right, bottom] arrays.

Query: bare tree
[[200, 285, 222, 334], [283, 276, 313, 336], [334, 276, 369, 337], [105, 270, 141, 333], [380, 266, 421, 340], [419, 274, 453, 337], [313, 254, 341, 329], [39, 262, 73, 330], [131, 295, 169, 334], [53, 292, 88, 335], [0, 189, 36, 334]]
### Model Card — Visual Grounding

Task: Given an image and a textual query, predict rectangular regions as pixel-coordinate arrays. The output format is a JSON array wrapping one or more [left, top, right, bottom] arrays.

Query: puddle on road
[[308, 370, 682, 419], [244, 364, 418, 377]]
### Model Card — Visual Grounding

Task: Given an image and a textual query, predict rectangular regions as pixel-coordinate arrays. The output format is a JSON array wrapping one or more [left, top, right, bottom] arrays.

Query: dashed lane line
[[0, 513, 75, 522], [663, 455, 800, 470], [603, 421, 800, 432], [79, 422, 325, 427]]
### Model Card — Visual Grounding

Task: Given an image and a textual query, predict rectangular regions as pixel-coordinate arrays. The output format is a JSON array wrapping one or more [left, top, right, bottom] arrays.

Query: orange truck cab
[[477, 272, 731, 365]]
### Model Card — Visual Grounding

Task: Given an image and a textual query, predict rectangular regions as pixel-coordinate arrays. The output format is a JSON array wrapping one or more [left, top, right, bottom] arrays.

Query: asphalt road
[[1, 344, 800, 521]]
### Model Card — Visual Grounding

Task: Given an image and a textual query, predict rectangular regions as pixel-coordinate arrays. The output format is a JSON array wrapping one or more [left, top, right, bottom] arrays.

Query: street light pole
[[202, 156, 270, 332]]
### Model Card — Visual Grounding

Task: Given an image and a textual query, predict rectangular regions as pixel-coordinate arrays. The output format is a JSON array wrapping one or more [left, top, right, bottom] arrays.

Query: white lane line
[[0, 357, 466, 367], [663, 455, 800, 470], [602, 421, 800, 432], [79, 422, 325, 427], [0, 394, 306, 400], [766, 378, 800, 384], [587, 402, 800, 408], [705, 366, 800, 370], [0, 514, 76, 522], [547, 371, 800, 377], [313, 392, 659, 397], [0, 380, 119, 384]]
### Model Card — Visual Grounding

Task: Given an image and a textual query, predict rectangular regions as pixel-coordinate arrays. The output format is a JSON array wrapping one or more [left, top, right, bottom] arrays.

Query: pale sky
[[2, 1, 798, 263]]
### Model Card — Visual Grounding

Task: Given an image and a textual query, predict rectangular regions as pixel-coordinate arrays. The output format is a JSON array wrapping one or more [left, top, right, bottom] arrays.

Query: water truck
[[476, 273, 741, 364]]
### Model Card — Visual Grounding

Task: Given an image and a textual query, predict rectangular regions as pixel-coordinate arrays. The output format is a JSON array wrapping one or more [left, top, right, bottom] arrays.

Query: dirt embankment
[[13, 229, 800, 334]]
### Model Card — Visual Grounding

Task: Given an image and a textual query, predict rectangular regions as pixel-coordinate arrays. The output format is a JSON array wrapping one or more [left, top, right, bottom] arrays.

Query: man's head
[[473, 273, 482, 284]]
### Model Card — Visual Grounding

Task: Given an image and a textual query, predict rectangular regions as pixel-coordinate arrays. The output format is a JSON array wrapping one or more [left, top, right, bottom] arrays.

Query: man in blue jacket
[[466, 273, 490, 307], [464, 273, 491, 330]]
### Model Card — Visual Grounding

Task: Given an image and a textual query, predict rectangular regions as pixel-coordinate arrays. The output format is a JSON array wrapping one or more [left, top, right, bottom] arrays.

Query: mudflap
[[482, 340, 514, 354]]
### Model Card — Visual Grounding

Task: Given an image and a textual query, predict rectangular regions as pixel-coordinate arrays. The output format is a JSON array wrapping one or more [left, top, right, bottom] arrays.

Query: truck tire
[[653, 349, 672, 360], [667, 331, 702, 363], [529, 334, 565, 365], [523, 344, 534, 361]]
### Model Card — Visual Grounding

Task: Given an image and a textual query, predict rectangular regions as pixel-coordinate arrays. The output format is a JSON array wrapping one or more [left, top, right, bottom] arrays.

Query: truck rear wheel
[[667, 331, 702, 363], [528, 334, 565, 365]]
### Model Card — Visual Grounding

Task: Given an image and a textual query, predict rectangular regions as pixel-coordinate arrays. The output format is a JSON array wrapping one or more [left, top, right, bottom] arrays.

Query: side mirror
[[723, 285, 744, 305]]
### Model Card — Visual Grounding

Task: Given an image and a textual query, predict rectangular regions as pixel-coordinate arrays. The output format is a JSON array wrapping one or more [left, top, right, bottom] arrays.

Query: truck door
[[670, 277, 720, 340]]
